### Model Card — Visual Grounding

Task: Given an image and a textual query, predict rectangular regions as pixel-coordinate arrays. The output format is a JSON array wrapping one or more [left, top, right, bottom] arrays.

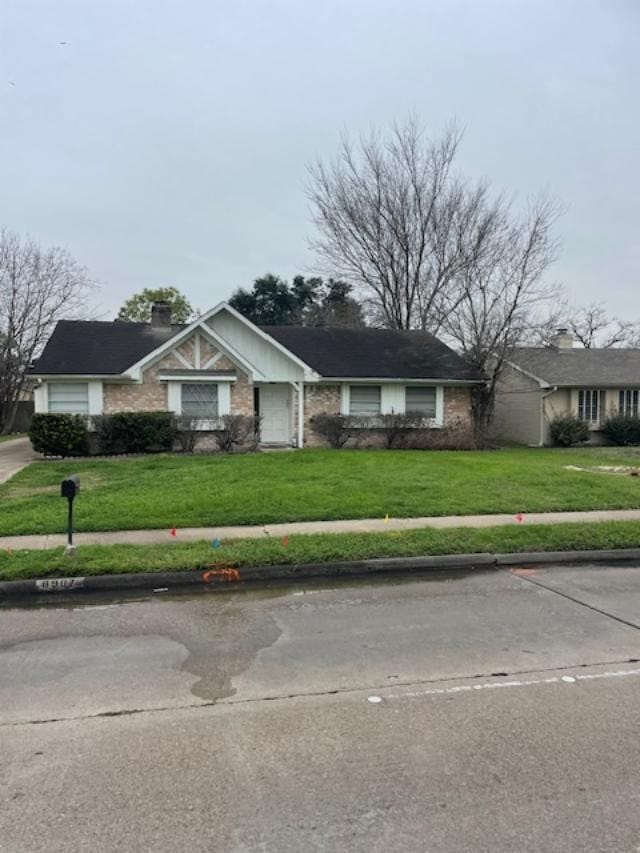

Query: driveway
[[0, 437, 36, 484]]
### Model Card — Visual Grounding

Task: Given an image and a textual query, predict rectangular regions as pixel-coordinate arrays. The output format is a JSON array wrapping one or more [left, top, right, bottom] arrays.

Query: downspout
[[290, 381, 304, 448], [539, 386, 557, 446]]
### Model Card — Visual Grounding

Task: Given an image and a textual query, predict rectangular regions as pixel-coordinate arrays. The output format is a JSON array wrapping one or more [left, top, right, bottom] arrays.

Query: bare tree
[[308, 118, 562, 437], [0, 229, 94, 432], [308, 118, 491, 332], [442, 197, 561, 438], [526, 301, 640, 349], [568, 303, 640, 349]]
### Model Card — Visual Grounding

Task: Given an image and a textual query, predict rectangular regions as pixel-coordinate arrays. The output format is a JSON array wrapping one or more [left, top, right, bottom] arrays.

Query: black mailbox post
[[61, 476, 80, 548]]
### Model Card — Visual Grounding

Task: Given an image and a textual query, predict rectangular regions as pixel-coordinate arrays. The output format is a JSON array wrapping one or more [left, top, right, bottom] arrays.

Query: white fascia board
[[159, 374, 237, 382], [30, 373, 127, 380], [124, 300, 318, 381], [125, 314, 266, 382], [126, 322, 203, 378], [204, 301, 321, 378], [502, 360, 548, 388], [324, 377, 480, 385]]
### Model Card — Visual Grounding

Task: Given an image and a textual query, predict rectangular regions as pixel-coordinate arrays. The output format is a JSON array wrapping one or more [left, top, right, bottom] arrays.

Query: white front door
[[259, 385, 291, 444]]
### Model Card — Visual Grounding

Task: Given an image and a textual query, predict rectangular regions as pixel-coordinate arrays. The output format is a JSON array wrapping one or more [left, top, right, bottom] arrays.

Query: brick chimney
[[151, 300, 172, 327], [551, 327, 573, 350]]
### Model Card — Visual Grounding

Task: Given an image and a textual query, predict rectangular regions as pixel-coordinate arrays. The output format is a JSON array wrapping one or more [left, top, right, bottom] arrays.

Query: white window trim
[[618, 388, 640, 417], [40, 380, 103, 415], [348, 384, 382, 416], [340, 382, 444, 426], [572, 388, 601, 427], [167, 380, 231, 419]]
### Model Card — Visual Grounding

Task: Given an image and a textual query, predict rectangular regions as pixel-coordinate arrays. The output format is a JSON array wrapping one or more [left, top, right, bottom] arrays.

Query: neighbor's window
[[577, 389, 600, 423], [181, 383, 218, 417], [405, 386, 437, 417], [349, 385, 381, 415], [48, 382, 89, 414], [619, 389, 640, 417]]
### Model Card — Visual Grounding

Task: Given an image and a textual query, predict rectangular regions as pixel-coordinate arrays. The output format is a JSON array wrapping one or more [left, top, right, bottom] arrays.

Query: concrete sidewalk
[[3, 508, 640, 551]]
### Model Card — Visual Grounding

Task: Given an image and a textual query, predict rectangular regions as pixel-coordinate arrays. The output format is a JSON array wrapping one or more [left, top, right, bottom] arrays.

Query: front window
[[181, 383, 218, 417], [48, 382, 89, 414], [349, 385, 381, 415], [406, 386, 436, 417], [578, 389, 600, 423], [619, 389, 640, 417]]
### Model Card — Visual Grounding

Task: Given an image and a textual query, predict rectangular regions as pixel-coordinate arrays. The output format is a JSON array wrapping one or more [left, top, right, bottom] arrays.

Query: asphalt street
[[1, 563, 640, 852]]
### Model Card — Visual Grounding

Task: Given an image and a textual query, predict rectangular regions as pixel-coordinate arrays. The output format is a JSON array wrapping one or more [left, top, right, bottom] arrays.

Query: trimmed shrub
[[29, 413, 89, 457], [379, 413, 425, 449], [409, 418, 478, 451], [174, 416, 199, 453], [94, 411, 176, 454], [214, 415, 261, 453], [601, 413, 640, 446], [310, 413, 352, 448], [549, 412, 590, 447]]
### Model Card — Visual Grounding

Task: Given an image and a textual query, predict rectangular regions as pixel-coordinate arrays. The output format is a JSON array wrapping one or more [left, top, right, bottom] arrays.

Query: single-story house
[[492, 328, 640, 445], [28, 300, 485, 448]]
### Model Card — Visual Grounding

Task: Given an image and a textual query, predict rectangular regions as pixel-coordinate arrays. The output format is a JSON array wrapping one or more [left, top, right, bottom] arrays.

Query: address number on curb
[[35, 577, 86, 592]]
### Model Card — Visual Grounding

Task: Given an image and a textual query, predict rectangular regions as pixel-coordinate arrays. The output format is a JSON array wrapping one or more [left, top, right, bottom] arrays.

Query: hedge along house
[[28, 300, 485, 448], [491, 328, 640, 446]]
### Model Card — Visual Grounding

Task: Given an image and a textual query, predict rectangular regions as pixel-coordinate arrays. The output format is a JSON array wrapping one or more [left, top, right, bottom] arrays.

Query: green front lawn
[[1, 520, 640, 582], [2, 447, 640, 537]]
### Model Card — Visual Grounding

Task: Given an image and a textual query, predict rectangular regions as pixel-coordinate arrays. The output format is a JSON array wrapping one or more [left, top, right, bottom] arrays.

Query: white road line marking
[[387, 668, 640, 701]]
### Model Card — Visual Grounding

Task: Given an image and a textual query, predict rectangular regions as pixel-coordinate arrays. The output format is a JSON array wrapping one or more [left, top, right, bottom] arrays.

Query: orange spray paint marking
[[282, 536, 289, 547], [202, 567, 241, 583], [510, 567, 538, 577]]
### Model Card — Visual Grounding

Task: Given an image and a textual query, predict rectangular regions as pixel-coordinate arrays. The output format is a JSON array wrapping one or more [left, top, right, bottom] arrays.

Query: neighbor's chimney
[[151, 300, 172, 327], [551, 327, 573, 350]]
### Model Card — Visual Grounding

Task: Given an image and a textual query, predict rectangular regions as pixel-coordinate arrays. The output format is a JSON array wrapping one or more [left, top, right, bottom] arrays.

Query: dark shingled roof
[[507, 346, 640, 387], [262, 326, 485, 381], [28, 320, 186, 375], [29, 318, 484, 382]]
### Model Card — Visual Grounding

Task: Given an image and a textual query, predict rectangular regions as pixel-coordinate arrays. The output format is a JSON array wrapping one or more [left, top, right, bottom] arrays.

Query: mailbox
[[61, 475, 80, 499], [61, 476, 80, 551]]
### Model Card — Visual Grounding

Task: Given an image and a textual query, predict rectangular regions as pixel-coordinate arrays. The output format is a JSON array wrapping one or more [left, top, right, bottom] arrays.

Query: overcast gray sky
[[2, 0, 638, 319]]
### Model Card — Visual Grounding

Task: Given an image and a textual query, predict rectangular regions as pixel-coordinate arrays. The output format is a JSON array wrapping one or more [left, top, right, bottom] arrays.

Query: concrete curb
[[2, 548, 640, 598]]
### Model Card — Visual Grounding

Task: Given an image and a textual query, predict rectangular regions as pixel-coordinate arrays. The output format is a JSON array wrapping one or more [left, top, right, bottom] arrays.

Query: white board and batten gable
[[127, 302, 317, 385], [203, 303, 317, 383]]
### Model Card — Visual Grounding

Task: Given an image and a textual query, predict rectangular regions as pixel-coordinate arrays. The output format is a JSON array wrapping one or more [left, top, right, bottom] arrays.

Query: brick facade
[[97, 327, 474, 449], [303, 385, 341, 447], [103, 358, 177, 412], [443, 386, 473, 426], [103, 339, 254, 416]]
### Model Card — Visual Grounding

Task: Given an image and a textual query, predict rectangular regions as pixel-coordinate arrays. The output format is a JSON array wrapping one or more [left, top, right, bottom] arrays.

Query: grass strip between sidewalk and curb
[[2, 520, 640, 582]]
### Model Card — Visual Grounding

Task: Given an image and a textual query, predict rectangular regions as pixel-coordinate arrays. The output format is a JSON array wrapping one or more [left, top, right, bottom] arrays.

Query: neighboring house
[[28, 300, 484, 448], [492, 328, 640, 446]]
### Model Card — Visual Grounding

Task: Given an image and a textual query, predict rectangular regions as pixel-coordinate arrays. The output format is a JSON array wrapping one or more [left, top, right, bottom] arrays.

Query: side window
[[577, 389, 600, 422], [349, 385, 381, 415], [619, 389, 640, 417], [48, 382, 89, 414], [181, 383, 218, 417], [406, 386, 436, 417]]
